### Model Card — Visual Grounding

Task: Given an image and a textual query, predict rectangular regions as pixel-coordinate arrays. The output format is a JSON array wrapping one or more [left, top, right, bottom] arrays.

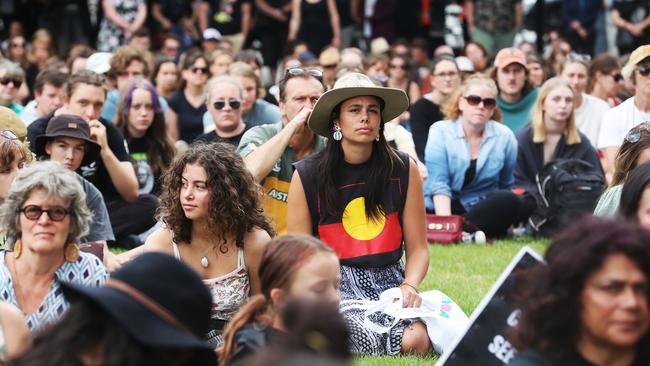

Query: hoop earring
[[13, 240, 22, 259], [65, 244, 80, 262], [333, 126, 342, 141]]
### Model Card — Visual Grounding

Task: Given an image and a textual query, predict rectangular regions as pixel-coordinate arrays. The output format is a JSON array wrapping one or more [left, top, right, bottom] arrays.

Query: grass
[[353, 237, 549, 366]]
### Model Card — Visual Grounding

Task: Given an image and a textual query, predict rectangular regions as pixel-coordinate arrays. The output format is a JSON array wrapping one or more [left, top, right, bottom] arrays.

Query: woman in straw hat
[[287, 73, 431, 355]]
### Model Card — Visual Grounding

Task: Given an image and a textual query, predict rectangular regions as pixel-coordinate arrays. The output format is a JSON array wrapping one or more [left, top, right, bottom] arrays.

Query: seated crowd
[[1, 19, 650, 365]]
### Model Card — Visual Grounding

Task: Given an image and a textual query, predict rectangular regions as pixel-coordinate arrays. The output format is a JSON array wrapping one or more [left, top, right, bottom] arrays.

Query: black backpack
[[528, 159, 605, 237]]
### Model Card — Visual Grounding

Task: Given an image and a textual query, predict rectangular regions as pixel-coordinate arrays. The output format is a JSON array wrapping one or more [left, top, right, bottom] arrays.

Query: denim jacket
[[424, 119, 518, 212]]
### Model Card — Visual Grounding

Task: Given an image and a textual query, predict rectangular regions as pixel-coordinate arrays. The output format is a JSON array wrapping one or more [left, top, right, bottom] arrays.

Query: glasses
[[611, 73, 624, 82], [566, 52, 591, 64], [625, 122, 650, 143], [0, 130, 19, 140], [10, 42, 24, 48], [434, 71, 459, 79], [389, 64, 408, 70], [18, 205, 70, 222], [0, 77, 22, 88], [190, 66, 208, 74], [285, 67, 323, 80], [213, 99, 241, 110], [638, 66, 650, 77], [464, 95, 497, 109]]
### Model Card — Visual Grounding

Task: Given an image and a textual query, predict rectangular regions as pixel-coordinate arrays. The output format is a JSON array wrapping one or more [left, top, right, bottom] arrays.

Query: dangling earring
[[13, 240, 22, 259], [65, 244, 80, 262], [375, 134, 380, 142], [333, 126, 342, 141]]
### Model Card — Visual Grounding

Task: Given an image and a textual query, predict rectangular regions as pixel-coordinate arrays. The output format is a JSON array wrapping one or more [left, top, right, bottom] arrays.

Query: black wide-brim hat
[[61, 252, 217, 365], [33, 114, 101, 167]]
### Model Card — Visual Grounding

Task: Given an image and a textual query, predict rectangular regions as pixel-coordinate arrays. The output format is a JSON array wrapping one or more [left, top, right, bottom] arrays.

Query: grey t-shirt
[[77, 176, 115, 242]]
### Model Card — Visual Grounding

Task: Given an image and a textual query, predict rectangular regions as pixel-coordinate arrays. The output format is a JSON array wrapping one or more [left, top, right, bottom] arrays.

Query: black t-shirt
[[410, 96, 444, 162], [613, 0, 649, 22], [168, 91, 207, 144], [154, 0, 193, 23], [295, 151, 410, 268], [195, 123, 251, 147], [127, 137, 162, 196], [203, 0, 251, 35], [462, 159, 477, 189], [27, 113, 131, 203]]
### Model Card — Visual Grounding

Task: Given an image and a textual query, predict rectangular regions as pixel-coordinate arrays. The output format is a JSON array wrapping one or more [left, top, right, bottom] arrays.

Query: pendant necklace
[[200, 256, 209, 268]]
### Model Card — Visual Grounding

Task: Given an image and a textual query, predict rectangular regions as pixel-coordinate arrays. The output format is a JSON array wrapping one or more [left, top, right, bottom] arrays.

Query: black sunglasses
[[190, 66, 209, 74], [0, 77, 22, 88], [638, 66, 650, 77], [464, 95, 497, 109], [286, 67, 323, 80], [0, 130, 19, 140], [213, 100, 241, 110], [611, 73, 624, 82], [18, 205, 70, 222]]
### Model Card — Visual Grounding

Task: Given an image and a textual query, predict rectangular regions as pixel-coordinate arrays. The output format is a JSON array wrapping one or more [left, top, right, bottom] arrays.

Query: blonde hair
[[530, 77, 581, 145], [442, 74, 502, 122]]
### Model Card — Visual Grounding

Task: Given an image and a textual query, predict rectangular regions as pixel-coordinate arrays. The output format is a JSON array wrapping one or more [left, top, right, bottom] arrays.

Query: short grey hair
[[205, 75, 242, 101], [0, 161, 91, 246], [0, 60, 25, 79]]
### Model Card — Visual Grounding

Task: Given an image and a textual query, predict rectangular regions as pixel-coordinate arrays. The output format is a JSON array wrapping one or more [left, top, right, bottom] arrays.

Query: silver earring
[[333, 126, 342, 141], [375, 134, 380, 142]]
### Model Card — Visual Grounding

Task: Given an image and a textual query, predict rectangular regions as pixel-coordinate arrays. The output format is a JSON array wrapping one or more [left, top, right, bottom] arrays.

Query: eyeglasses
[[638, 66, 650, 77], [611, 73, 624, 82], [190, 66, 209, 74], [0, 77, 22, 88], [434, 71, 460, 79], [0, 130, 19, 140], [10, 42, 24, 48], [213, 99, 241, 110], [624, 122, 650, 144], [17, 205, 70, 222], [389, 64, 408, 70], [285, 67, 323, 80], [566, 52, 591, 64], [464, 95, 497, 109]]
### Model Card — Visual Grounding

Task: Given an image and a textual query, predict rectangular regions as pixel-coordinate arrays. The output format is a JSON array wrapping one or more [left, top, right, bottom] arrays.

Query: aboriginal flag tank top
[[295, 151, 410, 268]]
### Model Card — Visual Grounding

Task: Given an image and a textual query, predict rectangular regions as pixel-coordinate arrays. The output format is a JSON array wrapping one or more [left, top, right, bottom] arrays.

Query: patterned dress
[[97, 0, 143, 52], [0, 251, 108, 332], [295, 151, 412, 355]]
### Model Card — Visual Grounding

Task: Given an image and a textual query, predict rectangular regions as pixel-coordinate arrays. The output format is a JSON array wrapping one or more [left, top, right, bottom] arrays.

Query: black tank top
[[295, 150, 410, 268]]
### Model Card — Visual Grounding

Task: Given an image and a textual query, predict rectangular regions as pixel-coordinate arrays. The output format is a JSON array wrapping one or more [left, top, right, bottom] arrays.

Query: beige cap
[[0, 106, 26, 141], [319, 47, 341, 67], [622, 44, 650, 80]]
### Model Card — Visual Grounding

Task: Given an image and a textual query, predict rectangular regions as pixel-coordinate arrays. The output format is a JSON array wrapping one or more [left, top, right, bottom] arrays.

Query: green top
[[498, 87, 539, 133], [594, 184, 623, 217]]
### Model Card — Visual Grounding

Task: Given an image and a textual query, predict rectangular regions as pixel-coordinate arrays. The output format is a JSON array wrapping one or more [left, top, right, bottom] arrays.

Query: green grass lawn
[[354, 237, 549, 366]]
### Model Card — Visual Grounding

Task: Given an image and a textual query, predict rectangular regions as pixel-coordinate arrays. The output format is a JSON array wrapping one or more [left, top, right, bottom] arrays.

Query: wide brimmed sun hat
[[307, 72, 409, 138], [61, 252, 216, 365]]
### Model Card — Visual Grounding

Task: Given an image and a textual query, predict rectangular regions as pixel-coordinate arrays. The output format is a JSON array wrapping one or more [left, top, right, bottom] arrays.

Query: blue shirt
[[424, 119, 518, 212], [101, 89, 169, 124]]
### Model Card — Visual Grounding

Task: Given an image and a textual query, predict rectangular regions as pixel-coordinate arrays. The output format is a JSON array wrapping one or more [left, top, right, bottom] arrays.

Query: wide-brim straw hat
[[307, 73, 409, 138]]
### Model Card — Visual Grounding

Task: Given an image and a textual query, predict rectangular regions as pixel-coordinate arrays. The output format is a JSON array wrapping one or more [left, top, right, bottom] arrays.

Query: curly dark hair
[[158, 142, 274, 247], [512, 216, 650, 362]]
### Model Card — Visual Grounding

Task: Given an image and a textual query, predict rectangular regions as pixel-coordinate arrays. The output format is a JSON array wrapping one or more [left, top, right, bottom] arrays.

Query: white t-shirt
[[575, 94, 610, 148], [597, 97, 650, 149]]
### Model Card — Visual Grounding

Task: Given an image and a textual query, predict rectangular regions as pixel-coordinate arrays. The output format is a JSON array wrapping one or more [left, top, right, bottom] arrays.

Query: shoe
[[462, 230, 486, 244]]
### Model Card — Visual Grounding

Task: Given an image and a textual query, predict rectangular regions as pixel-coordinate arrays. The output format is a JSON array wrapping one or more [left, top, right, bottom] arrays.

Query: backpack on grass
[[528, 159, 605, 237]]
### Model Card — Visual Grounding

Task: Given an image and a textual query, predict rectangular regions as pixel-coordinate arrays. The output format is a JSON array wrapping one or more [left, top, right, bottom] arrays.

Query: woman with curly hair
[[127, 142, 274, 348], [510, 216, 650, 366]]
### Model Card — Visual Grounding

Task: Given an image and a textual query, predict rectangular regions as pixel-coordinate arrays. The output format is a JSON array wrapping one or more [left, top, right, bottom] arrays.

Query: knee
[[401, 322, 431, 355]]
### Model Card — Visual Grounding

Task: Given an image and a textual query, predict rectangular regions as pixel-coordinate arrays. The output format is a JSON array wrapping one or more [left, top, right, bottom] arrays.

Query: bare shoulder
[[142, 227, 175, 255], [0, 301, 31, 356], [243, 227, 272, 263]]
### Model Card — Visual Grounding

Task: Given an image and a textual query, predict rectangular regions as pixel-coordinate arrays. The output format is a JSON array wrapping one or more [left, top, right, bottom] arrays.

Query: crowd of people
[[0, 0, 649, 365]]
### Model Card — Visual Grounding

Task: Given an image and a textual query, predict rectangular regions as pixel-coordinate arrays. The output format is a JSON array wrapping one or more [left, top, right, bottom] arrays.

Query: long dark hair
[[315, 100, 404, 222], [116, 78, 176, 178], [619, 162, 650, 221], [13, 299, 195, 366], [158, 142, 274, 246], [511, 216, 650, 362]]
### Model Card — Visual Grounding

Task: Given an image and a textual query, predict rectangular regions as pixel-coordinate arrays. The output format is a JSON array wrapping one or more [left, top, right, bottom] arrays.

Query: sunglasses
[[638, 66, 650, 77], [611, 73, 624, 82], [286, 67, 323, 80], [190, 66, 208, 74], [0, 130, 19, 140], [213, 99, 241, 110], [0, 77, 22, 88], [18, 205, 70, 222], [566, 52, 591, 64], [464, 95, 497, 109], [625, 122, 650, 144], [389, 64, 408, 70]]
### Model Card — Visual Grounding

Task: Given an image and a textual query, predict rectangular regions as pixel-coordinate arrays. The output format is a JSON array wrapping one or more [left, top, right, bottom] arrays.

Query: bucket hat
[[61, 252, 216, 365], [33, 114, 101, 166], [307, 72, 408, 138]]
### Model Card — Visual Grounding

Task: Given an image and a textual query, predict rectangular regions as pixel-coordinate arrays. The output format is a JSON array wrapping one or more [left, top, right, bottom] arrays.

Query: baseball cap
[[319, 47, 341, 67], [202, 28, 222, 41], [85, 52, 113, 74], [622, 44, 650, 80], [494, 48, 526, 69]]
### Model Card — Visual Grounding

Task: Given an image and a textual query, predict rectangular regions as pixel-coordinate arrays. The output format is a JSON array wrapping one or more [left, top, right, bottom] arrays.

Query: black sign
[[436, 246, 543, 366]]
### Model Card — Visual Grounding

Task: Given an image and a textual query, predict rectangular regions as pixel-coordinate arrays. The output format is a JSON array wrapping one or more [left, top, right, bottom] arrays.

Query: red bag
[[426, 214, 463, 244]]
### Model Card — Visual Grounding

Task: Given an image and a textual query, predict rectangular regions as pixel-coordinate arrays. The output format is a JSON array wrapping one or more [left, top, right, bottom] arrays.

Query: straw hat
[[307, 73, 408, 138]]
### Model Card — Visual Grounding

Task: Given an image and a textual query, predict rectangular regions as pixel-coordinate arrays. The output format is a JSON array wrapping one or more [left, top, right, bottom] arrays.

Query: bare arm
[[102, 0, 131, 30], [243, 228, 272, 295], [408, 81, 421, 104], [433, 194, 452, 216], [117, 227, 174, 262], [0, 302, 31, 359], [129, 3, 148, 33], [288, 0, 301, 41], [255, 0, 285, 20], [514, 1, 523, 29], [287, 170, 313, 234], [151, 2, 172, 29], [167, 107, 180, 141], [326, 0, 341, 47], [241, 2, 252, 38], [466, 1, 475, 31], [198, 1, 210, 32]]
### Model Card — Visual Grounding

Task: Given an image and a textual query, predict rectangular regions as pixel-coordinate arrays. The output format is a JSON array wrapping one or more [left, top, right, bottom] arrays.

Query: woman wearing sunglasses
[[116, 78, 175, 196], [387, 55, 420, 106], [167, 50, 210, 145], [425, 75, 523, 238], [588, 54, 625, 108], [0, 161, 108, 331]]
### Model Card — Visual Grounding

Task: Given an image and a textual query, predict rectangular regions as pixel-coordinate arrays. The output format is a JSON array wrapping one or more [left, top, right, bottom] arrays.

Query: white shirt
[[18, 100, 40, 126], [597, 96, 650, 149], [575, 94, 610, 148]]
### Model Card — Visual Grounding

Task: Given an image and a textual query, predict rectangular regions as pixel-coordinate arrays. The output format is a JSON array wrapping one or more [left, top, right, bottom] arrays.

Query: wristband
[[400, 281, 419, 293]]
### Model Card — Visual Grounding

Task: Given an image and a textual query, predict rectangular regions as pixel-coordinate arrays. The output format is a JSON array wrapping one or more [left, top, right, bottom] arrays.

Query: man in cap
[[202, 28, 222, 54], [598, 44, 650, 173], [237, 67, 326, 234], [492, 47, 539, 132], [319, 46, 341, 89]]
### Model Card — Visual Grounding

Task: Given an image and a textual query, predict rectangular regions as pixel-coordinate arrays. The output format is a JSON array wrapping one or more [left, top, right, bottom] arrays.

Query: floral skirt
[[339, 261, 410, 355]]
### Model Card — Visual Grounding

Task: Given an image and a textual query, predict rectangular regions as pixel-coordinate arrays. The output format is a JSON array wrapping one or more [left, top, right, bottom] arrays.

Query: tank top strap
[[171, 241, 181, 260]]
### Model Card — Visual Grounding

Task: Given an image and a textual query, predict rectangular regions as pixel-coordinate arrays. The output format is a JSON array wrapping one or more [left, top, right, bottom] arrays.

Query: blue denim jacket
[[424, 119, 518, 212]]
